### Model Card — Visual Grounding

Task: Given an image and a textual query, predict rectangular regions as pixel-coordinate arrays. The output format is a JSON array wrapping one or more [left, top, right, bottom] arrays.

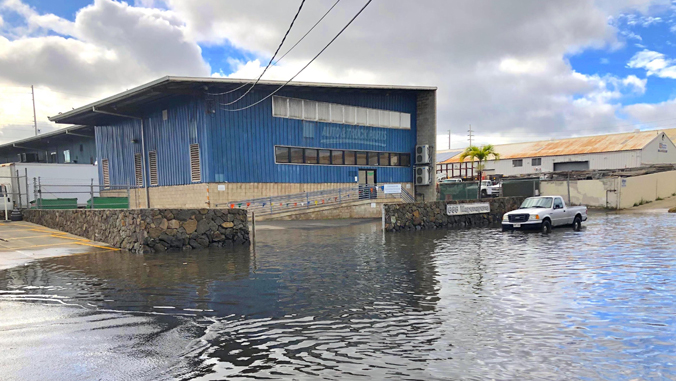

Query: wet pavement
[[0, 222, 118, 270], [0, 212, 675, 380]]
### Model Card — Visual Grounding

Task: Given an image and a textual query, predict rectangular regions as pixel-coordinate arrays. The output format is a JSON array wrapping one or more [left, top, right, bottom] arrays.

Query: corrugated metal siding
[[206, 88, 417, 183], [95, 96, 208, 187]]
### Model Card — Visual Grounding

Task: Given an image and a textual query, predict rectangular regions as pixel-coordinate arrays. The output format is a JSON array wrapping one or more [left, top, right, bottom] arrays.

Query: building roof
[[49, 76, 437, 125], [436, 150, 463, 163], [440, 129, 667, 164], [0, 125, 94, 151]]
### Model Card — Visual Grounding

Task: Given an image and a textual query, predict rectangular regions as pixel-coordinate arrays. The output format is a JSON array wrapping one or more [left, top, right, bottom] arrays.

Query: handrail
[[217, 183, 414, 216]]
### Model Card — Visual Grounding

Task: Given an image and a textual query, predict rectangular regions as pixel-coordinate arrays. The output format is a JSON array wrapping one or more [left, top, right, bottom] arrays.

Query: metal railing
[[217, 184, 415, 216], [32, 180, 135, 209]]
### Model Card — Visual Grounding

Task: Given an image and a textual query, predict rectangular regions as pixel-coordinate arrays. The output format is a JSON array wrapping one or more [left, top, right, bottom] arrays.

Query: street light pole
[[31, 85, 38, 136]]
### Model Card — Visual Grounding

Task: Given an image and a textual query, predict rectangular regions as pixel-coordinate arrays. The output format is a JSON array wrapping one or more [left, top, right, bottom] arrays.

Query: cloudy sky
[[1, 0, 676, 149]]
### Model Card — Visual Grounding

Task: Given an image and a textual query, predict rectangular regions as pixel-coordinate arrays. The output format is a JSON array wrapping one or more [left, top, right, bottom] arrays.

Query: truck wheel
[[481, 189, 488, 197], [541, 220, 552, 234], [573, 215, 582, 231]]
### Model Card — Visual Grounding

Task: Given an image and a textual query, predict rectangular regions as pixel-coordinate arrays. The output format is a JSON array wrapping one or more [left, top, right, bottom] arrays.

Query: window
[[50, 152, 57, 163], [531, 158, 542, 166], [319, 149, 331, 165], [553, 198, 564, 209], [274, 146, 411, 167], [271, 96, 411, 129], [134, 153, 143, 186], [331, 150, 344, 165], [190, 143, 201, 182], [357, 152, 368, 165], [345, 151, 356, 165], [64, 150, 71, 163], [148, 151, 158, 186], [380, 152, 390, 166], [400, 153, 411, 167], [390, 153, 400, 166], [512, 159, 523, 167], [290, 148, 304, 163], [275, 146, 290, 163], [289, 98, 303, 119], [102, 159, 110, 188], [304, 149, 318, 164], [368, 152, 379, 166]]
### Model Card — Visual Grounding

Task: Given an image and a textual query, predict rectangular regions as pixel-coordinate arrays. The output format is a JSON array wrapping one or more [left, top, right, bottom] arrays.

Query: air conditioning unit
[[415, 145, 431, 164], [415, 166, 430, 185]]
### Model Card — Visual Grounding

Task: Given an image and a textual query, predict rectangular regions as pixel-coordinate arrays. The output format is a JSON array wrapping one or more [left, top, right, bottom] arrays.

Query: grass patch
[[656, 197, 664, 201]]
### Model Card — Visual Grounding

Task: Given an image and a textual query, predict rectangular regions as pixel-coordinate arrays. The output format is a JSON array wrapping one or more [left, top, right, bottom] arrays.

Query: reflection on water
[[1, 213, 676, 380]]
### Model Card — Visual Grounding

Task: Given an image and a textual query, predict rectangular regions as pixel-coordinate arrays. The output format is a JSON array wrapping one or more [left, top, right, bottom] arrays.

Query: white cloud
[[622, 74, 647, 93], [627, 49, 676, 78]]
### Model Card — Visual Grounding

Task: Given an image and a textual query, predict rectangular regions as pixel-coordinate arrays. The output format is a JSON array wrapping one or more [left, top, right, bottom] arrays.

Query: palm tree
[[458, 145, 500, 199]]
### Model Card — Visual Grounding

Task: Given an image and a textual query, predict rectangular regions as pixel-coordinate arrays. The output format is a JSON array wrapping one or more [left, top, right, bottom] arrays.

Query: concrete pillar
[[415, 90, 437, 202]]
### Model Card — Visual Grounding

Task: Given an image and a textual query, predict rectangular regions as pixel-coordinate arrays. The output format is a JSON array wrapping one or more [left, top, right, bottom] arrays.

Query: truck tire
[[573, 215, 582, 231], [481, 189, 488, 197], [541, 219, 552, 234]]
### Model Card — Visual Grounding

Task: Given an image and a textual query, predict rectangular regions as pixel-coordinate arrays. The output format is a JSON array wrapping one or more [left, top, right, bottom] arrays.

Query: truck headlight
[[531, 214, 540, 220], [502, 214, 508, 221]]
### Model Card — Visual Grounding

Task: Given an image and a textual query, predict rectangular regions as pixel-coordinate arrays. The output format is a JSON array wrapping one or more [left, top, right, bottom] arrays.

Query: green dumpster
[[87, 197, 129, 209]]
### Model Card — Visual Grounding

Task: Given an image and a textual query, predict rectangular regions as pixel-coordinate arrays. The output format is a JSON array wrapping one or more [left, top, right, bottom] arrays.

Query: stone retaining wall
[[384, 197, 524, 232], [23, 208, 250, 253]]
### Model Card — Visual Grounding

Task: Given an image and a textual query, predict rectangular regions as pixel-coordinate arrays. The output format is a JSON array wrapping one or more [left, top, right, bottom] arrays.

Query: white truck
[[481, 180, 501, 197], [0, 162, 99, 208], [502, 196, 588, 233]]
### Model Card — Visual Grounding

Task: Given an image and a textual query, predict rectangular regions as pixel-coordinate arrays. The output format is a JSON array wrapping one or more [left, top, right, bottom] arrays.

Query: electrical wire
[[207, 0, 342, 96], [219, 0, 307, 105], [221, 0, 373, 112]]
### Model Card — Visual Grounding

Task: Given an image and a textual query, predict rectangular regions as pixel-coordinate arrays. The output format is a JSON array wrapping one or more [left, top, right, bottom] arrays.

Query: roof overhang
[[49, 76, 437, 126], [0, 125, 94, 152]]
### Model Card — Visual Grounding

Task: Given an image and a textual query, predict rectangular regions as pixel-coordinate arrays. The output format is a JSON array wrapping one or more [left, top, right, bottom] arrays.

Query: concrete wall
[[384, 197, 524, 232], [540, 178, 619, 208], [122, 182, 414, 209], [23, 208, 249, 253], [540, 170, 676, 209], [415, 90, 437, 201], [619, 170, 676, 208]]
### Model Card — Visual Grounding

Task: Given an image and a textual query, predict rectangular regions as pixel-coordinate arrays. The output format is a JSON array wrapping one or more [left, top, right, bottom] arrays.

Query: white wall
[[481, 150, 642, 176], [640, 132, 676, 165], [0, 163, 99, 207]]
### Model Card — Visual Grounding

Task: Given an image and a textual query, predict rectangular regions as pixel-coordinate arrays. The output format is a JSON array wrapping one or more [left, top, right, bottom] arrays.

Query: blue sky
[[4, 0, 676, 145]]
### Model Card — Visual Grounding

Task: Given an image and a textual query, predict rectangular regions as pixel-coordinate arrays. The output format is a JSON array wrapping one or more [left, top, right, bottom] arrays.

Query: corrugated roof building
[[438, 129, 676, 177]]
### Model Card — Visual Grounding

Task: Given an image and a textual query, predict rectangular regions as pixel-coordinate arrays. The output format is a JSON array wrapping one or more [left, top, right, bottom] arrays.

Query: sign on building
[[383, 184, 402, 194], [659, 142, 668, 153], [446, 203, 491, 216]]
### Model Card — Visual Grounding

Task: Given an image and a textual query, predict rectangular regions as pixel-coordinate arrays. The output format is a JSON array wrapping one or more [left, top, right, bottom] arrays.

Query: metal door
[[358, 169, 377, 199]]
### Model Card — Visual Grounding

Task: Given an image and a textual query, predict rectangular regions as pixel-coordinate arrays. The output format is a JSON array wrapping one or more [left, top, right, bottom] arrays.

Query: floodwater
[[1, 213, 675, 380]]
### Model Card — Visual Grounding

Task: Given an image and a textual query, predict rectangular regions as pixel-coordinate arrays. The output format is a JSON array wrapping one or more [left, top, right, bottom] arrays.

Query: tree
[[458, 145, 500, 199]]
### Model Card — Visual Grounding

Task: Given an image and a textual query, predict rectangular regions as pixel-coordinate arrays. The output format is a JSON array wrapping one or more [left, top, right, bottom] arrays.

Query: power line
[[221, 0, 374, 112], [220, 0, 307, 105], [207, 0, 342, 97]]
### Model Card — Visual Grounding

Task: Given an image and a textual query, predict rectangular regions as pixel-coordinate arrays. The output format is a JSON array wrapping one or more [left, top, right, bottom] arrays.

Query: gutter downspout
[[92, 107, 150, 208]]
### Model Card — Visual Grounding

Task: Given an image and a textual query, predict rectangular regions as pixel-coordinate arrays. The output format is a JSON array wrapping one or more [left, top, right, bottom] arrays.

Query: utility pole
[[467, 124, 474, 147], [31, 85, 38, 136], [448, 129, 451, 150]]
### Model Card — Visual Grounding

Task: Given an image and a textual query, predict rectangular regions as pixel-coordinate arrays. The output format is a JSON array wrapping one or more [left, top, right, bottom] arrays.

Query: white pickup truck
[[502, 196, 588, 233], [481, 180, 501, 197]]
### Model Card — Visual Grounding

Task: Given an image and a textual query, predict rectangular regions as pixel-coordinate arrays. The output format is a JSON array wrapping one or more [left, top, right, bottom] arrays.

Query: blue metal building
[[49, 77, 437, 207], [0, 125, 96, 165]]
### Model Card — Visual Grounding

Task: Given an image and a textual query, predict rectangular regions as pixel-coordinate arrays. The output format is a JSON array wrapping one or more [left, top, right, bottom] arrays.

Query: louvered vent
[[149, 151, 158, 186], [134, 153, 143, 187], [102, 159, 110, 188], [190, 144, 201, 182]]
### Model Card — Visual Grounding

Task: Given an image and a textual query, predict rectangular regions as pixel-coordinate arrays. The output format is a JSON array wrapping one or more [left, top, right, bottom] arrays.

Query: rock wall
[[384, 197, 524, 232], [23, 208, 250, 253]]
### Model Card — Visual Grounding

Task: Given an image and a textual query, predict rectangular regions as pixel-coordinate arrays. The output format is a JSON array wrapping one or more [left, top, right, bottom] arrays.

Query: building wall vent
[[148, 151, 158, 186], [102, 159, 110, 188], [134, 153, 143, 187], [190, 143, 201, 182], [415, 166, 430, 186], [162, 110, 168, 121], [415, 145, 431, 164]]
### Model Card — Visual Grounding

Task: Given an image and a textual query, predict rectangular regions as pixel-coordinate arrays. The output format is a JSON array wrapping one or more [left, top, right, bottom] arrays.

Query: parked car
[[481, 180, 501, 197], [501, 196, 588, 233]]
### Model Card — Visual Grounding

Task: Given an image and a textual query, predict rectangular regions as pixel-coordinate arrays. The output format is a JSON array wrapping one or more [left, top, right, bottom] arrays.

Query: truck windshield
[[520, 197, 553, 209]]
